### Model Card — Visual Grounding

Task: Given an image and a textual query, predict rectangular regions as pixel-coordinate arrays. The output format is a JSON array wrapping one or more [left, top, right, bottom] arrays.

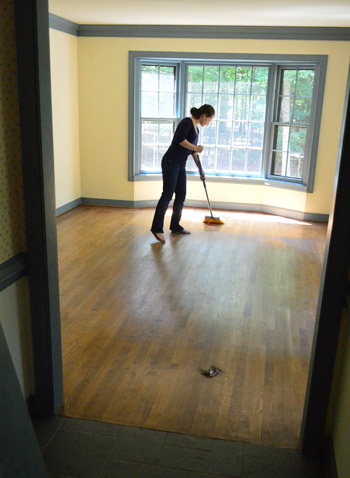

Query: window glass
[[140, 65, 176, 171], [185, 64, 269, 176], [270, 68, 315, 180], [132, 56, 323, 191]]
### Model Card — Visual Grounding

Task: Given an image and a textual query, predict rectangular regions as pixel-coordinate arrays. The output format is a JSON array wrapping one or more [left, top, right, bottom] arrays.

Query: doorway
[[14, 0, 350, 458]]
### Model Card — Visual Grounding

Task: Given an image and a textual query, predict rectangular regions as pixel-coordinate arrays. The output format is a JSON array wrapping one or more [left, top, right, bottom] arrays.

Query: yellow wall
[[49, 28, 81, 209], [75, 36, 349, 215]]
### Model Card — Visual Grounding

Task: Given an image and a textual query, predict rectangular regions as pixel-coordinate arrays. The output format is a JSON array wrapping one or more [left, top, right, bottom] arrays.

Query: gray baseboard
[[56, 197, 329, 223], [56, 198, 82, 216], [81, 197, 135, 208]]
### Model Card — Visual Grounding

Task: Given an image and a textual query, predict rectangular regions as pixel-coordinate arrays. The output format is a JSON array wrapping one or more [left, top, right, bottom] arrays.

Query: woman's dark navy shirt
[[163, 117, 198, 164]]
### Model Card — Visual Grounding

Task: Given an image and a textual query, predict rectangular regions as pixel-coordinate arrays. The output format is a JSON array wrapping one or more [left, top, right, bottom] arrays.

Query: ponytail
[[190, 104, 215, 119]]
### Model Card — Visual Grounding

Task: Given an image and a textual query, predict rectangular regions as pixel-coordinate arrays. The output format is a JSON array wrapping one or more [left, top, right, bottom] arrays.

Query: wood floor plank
[[57, 205, 327, 448]]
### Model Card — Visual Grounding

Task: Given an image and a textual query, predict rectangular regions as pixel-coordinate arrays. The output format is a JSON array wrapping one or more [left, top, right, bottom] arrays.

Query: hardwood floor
[[57, 205, 327, 448]]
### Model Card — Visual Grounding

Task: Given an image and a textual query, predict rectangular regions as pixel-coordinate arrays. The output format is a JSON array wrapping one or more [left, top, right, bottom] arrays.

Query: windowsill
[[131, 173, 308, 191]]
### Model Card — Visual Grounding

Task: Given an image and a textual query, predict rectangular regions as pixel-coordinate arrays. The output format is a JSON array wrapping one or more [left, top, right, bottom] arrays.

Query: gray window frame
[[129, 52, 327, 192]]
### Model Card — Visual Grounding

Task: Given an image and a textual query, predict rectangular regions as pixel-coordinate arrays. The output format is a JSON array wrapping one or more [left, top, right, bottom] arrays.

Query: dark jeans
[[151, 158, 187, 233]]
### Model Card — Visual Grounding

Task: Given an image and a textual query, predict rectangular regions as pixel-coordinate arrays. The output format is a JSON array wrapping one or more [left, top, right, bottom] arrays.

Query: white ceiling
[[49, 0, 350, 27]]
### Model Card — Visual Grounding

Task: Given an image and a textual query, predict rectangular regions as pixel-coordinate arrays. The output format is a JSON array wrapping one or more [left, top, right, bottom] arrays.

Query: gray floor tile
[[61, 417, 123, 437], [189, 473, 231, 478], [32, 416, 65, 451], [43, 428, 116, 478], [158, 445, 211, 473], [100, 459, 140, 478], [241, 454, 274, 478], [242, 442, 276, 458], [138, 464, 191, 477], [241, 449, 326, 478], [272, 449, 326, 478], [166, 433, 214, 451], [48, 474, 78, 478], [208, 440, 243, 477], [108, 426, 166, 465], [38, 418, 325, 478]]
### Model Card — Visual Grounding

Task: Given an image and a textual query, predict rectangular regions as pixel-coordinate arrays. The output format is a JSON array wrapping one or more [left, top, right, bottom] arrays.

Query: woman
[[151, 104, 215, 243]]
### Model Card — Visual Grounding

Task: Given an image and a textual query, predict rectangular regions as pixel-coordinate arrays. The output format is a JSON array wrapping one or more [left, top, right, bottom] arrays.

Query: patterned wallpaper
[[0, 1, 26, 264]]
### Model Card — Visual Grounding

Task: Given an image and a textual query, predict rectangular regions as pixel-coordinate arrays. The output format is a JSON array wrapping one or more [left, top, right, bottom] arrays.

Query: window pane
[[216, 148, 230, 172], [203, 120, 217, 145], [203, 94, 218, 111], [219, 95, 234, 120], [281, 70, 296, 95], [234, 95, 250, 120], [159, 122, 173, 144], [250, 95, 266, 121], [233, 121, 248, 146], [274, 125, 290, 151], [232, 148, 246, 172], [236, 67, 252, 94], [186, 93, 202, 115], [218, 121, 232, 145], [159, 93, 175, 117], [289, 127, 306, 153], [271, 151, 288, 176], [141, 65, 158, 91], [141, 145, 157, 170], [142, 121, 158, 144], [287, 154, 304, 178], [187, 65, 203, 92], [141, 120, 174, 171], [295, 70, 315, 97], [248, 123, 264, 147], [247, 149, 262, 173], [293, 97, 312, 124], [202, 147, 215, 172], [159, 66, 175, 92], [252, 67, 268, 94], [278, 96, 294, 123], [220, 66, 235, 93], [142, 92, 158, 117], [203, 66, 219, 93]]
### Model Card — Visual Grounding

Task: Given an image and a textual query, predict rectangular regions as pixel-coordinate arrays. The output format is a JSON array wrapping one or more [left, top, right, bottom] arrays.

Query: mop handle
[[196, 157, 215, 219], [201, 178, 215, 219]]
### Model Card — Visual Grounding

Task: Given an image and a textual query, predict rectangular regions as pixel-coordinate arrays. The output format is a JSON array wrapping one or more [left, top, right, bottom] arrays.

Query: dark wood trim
[[301, 65, 350, 456], [14, 0, 63, 416], [0, 253, 27, 293]]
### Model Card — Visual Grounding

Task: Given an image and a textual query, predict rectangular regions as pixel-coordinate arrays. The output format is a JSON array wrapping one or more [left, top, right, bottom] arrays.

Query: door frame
[[14, 0, 350, 456], [14, 0, 63, 415]]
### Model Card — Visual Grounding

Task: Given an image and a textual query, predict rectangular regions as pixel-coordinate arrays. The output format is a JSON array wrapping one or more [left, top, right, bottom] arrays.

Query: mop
[[197, 157, 225, 225]]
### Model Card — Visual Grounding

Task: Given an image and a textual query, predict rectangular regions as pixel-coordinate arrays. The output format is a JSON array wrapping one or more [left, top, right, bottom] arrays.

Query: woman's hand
[[197, 145, 204, 153]]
